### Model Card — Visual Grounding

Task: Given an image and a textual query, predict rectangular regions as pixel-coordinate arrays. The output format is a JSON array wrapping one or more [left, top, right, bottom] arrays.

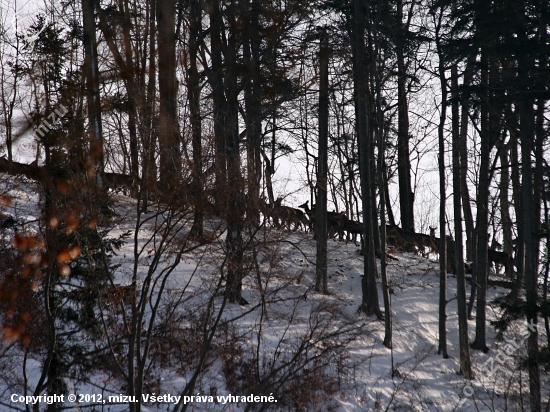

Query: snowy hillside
[[0, 175, 548, 411]]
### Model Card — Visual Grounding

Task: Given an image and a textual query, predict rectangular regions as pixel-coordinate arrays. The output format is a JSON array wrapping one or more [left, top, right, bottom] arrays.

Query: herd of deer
[[259, 198, 516, 277], [0, 156, 517, 277], [259, 199, 362, 242]]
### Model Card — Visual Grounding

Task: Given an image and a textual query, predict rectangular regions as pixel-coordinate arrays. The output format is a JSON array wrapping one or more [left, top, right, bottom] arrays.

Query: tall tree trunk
[[451, 64, 473, 377], [533, 50, 546, 286], [188, 0, 203, 236], [243, 0, 262, 227], [121, 0, 139, 198], [224, 9, 246, 304], [436, 27, 448, 357], [509, 124, 525, 303], [209, 0, 227, 206], [521, 89, 541, 412], [471, 45, 490, 353], [373, 8, 391, 347], [369, 99, 381, 252], [518, 23, 541, 409], [354, 0, 382, 318], [396, 0, 414, 232], [82, 0, 104, 187], [315, 28, 329, 294], [459, 55, 476, 261], [140, 0, 157, 213], [157, 0, 181, 193], [498, 139, 514, 278]]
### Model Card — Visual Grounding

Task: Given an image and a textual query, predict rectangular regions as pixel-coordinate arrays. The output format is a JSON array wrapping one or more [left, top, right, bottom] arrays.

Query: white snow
[[0, 175, 548, 411]]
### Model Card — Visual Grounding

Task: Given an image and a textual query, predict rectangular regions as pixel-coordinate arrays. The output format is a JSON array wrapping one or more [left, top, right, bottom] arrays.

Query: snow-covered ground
[[0, 174, 548, 411]]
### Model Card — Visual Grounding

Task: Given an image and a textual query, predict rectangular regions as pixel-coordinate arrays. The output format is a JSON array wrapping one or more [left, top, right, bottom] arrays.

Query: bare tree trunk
[[188, 0, 203, 236], [543, 187, 550, 345], [121, 0, 139, 198], [459, 55, 476, 261], [140, 0, 157, 213], [157, 0, 181, 193], [471, 48, 489, 353], [243, 0, 262, 227], [224, 7, 246, 304], [315, 28, 329, 294], [354, 0, 382, 318], [518, 25, 541, 408], [369, 105, 381, 252], [396, 0, 414, 233], [209, 0, 227, 207], [436, 26, 448, 357], [521, 96, 541, 412], [498, 138, 514, 278], [372, 8, 391, 346], [82, 0, 104, 187], [451, 65, 473, 376], [509, 125, 525, 303]]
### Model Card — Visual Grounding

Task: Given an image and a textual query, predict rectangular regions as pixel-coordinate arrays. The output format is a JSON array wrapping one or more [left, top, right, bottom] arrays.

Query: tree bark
[[82, 0, 104, 187], [373, 7, 391, 347], [518, 21, 541, 409], [396, 0, 414, 233], [436, 28, 448, 358], [224, 7, 246, 304], [243, 0, 262, 227], [157, 0, 181, 194], [315, 28, 329, 294], [498, 138, 514, 278], [459, 55, 476, 261], [140, 0, 157, 213], [121, 0, 139, 198], [509, 123, 525, 303], [208, 0, 227, 206], [354, 0, 382, 318], [451, 65, 474, 376], [188, 0, 204, 236], [471, 42, 490, 353]]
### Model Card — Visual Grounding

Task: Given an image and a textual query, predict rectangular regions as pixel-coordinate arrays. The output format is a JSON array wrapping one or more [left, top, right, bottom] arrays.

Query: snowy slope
[[0, 176, 548, 411]]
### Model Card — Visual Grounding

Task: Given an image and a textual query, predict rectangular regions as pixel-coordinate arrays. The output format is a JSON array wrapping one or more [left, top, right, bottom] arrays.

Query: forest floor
[[0, 174, 548, 411]]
